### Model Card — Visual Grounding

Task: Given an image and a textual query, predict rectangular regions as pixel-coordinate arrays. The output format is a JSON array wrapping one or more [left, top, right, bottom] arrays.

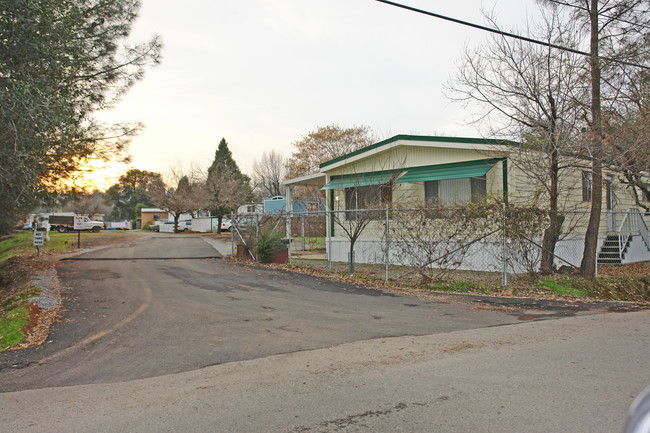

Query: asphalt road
[[1, 234, 521, 391], [2, 311, 648, 432], [1, 234, 647, 432]]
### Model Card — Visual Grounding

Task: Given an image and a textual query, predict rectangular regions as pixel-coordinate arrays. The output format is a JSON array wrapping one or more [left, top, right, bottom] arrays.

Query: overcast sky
[[94, 0, 540, 186]]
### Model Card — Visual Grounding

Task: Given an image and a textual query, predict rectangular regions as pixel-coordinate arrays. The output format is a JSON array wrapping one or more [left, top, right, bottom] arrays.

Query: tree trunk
[[540, 148, 562, 273], [348, 238, 356, 275], [540, 98, 563, 274], [541, 213, 565, 273], [581, 0, 603, 280]]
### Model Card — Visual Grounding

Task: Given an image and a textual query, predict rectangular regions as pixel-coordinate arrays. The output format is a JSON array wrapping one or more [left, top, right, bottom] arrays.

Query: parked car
[[220, 218, 232, 232], [178, 221, 192, 232], [150, 223, 160, 232]]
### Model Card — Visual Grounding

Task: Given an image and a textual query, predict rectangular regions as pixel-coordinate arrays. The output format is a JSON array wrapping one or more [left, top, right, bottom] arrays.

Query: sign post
[[33, 230, 44, 260], [74, 216, 84, 248]]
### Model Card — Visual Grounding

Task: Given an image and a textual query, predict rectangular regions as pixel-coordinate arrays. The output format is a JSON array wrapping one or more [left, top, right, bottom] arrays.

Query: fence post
[[327, 210, 332, 271], [301, 215, 306, 251], [286, 210, 292, 265], [230, 212, 234, 256], [385, 205, 389, 283], [502, 202, 508, 287]]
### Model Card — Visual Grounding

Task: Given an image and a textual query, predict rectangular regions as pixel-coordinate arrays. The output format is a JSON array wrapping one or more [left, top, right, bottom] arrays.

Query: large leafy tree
[[205, 138, 253, 232], [285, 124, 375, 178], [0, 0, 161, 233], [104, 169, 165, 220]]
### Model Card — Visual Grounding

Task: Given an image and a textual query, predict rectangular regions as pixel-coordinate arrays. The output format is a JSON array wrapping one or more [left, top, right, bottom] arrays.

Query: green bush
[[256, 228, 285, 263]]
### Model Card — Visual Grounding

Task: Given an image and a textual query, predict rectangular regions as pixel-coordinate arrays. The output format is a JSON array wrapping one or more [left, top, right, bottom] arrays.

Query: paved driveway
[[1, 234, 529, 391]]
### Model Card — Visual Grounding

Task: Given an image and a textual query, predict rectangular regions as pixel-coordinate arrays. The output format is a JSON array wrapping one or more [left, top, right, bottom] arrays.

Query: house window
[[424, 176, 486, 205], [345, 184, 392, 219], [307, 202, 319, 212], [247, 205, 257, 213], [582, 171, 592, 202]]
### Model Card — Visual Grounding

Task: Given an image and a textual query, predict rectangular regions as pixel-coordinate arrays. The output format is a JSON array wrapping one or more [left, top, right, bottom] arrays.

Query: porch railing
[[618, 210, 634, 259], [636, 210, 650, 251]]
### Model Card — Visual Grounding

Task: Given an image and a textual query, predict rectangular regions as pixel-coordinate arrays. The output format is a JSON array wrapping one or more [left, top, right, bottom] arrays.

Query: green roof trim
[[319, 135, 519, 169], [321, 158, 506, 191], [396, 158, 503, 183], [321, 169, 403, 190]]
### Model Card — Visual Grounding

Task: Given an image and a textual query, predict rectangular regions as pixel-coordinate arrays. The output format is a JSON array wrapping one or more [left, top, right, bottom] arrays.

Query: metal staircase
[[597, 235, 631, 265], [597, 209, 650, 266]]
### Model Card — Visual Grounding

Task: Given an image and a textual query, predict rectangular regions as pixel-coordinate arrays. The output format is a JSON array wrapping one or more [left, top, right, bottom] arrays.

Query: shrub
[[256, 228, 285, 263]]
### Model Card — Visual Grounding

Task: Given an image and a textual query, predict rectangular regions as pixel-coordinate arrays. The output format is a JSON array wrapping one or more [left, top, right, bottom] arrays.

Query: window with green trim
[[345, 184, 392, 219], [424, 175, 486, 205]]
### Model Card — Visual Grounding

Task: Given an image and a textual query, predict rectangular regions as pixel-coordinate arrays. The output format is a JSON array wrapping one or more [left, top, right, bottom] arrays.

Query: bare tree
[[156, 165, 205, 233], [204, 167, 253, 233], [252, 149, 286, 198], [330, 156, 406, 274], [64, 190, 111, 218], [604, 101, 650, 211], [447, 6, 586, 273], [602, 38, 650, 211], [542, 0, 650, 278]]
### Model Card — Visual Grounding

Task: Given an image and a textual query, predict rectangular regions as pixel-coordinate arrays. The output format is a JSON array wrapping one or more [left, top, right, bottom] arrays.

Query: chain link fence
[[229, 208, 650, 285]]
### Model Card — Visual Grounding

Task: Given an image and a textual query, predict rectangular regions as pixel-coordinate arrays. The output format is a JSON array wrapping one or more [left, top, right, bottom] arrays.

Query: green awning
[[396, 159, 500, 183], [321, 171, 401, 190]]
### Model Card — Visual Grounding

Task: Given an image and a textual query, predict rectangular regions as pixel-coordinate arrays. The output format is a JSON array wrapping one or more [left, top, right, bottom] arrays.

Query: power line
[[374, 0, 650, 70]]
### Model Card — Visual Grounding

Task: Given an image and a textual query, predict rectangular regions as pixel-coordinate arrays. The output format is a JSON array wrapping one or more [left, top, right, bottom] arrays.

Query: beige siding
[[323, 142, 647, 239]]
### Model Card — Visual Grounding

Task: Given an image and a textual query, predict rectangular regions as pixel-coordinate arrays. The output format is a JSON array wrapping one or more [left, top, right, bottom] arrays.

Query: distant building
[[140, 208, 169, 226], [236, 202, 263, 215], [263, 195, 324, 215]]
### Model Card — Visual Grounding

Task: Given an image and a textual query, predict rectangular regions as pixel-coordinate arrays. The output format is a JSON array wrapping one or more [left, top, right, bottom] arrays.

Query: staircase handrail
[[636, 210, 650, 251], [618, 210, 634, 259]]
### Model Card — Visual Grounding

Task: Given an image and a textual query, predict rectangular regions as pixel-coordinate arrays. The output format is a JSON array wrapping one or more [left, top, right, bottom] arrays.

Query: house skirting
[[325, 235, 650, 274]]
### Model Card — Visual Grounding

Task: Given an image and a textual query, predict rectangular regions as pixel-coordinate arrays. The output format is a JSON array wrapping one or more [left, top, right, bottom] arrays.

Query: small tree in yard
[[332, 178, 396, 275]]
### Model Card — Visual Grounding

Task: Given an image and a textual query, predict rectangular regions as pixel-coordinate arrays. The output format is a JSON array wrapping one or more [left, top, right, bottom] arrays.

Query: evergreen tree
[[205, 138, 253, 232], [0, 0, 161, 233]]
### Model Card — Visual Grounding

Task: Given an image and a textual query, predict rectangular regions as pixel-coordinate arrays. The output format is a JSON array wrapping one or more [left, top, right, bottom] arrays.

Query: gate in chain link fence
[[228, 207, 650, 285], [229, 211, 327, 263]]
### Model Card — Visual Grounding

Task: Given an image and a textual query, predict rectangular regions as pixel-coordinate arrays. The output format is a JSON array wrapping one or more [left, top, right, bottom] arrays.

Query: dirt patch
[[13, 303, 62, 350]]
